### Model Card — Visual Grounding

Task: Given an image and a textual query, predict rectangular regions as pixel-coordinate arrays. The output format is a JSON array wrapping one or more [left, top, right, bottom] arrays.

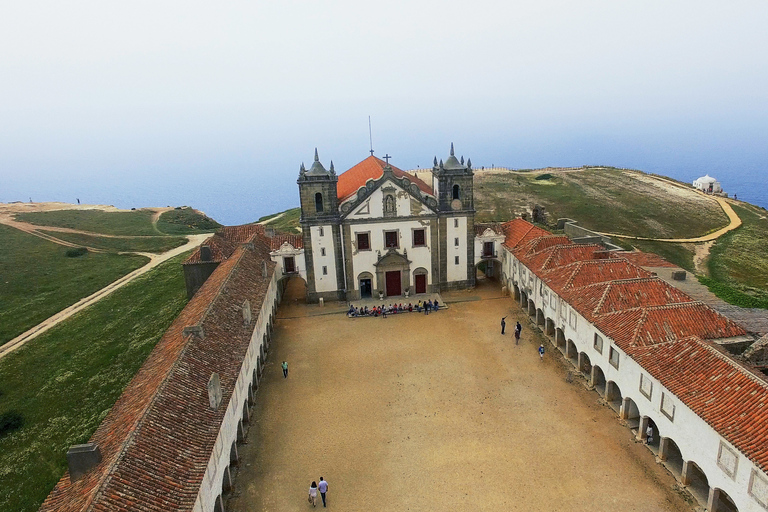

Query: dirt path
[[227, 280, 692, 512], [258, 210, 286, 225]]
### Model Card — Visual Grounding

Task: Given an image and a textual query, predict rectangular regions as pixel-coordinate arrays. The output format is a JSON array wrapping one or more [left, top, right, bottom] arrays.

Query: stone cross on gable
[[383, 154, 392, 164]]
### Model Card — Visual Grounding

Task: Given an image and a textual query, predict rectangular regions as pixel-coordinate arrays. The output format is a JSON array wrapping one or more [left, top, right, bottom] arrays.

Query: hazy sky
[[2, 1, 767, 223]]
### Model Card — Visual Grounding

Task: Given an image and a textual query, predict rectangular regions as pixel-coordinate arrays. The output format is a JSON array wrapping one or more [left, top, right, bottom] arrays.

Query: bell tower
[[432, 143, 476, 290], [297, 149, 345, 302]]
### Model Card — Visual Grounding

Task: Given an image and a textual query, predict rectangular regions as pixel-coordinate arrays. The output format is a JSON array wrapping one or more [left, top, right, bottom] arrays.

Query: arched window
[[452, 184, 460, 200], [315, 192, 324, 213]]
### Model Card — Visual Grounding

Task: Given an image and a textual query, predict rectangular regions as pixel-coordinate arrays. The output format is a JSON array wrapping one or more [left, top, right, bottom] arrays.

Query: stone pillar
[[658, 437, 669, 461], [681, 460, 693, 486], [637, 416, 649, 442], [706, 487, 720, 512], [577, 352, 584, 373], [619, 397, 630, 420], [589, 366, 597, 388]]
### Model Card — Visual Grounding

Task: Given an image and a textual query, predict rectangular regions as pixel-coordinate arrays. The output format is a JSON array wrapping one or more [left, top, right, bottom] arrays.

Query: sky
[[1, 1, 767, 224]]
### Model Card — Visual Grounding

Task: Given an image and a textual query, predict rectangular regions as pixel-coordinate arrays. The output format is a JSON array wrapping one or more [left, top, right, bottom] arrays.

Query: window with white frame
[[609, 347, 620, 369], [550, 293, 557, 310], [661, 392, 675, 421], [560, 301, 567, 320], [568, 309, 577, 329], [639, 374, 652, 399], [593, 334, 603, 354]]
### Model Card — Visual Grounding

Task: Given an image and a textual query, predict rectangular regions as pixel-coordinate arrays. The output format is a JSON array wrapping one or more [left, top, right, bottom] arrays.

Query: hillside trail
[[0, 202, 211, 360]]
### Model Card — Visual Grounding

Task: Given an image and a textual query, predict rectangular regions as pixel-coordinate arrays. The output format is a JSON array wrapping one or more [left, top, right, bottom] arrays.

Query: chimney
[[67, 443, 102, 482], [183, 325, 204, 339], [266, 227, 275, 238], [261, 261, 268, 278], [200, 245, 212, 262], [208, 373, 222, 410], [242, 299, 252, 325]]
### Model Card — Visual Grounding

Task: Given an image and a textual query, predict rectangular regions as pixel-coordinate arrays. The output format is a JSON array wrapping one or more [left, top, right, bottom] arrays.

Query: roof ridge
[[87, 246, 251, 509], [629, 308, 650, 346], [563, 261, 585, 289], [593, 282, 614, 316], [697, 338, 768, 390]]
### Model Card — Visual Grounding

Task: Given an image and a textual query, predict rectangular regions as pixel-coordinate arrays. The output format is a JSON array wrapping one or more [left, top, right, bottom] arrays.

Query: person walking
[[308, 481, 318, 507], [318, 477, 328, 507], [538, 344, 545, 360], [281, 361, 288, 378], [514, 322, 521, 345], [501, 316, 507, 335], [646, 424, 654, 445]]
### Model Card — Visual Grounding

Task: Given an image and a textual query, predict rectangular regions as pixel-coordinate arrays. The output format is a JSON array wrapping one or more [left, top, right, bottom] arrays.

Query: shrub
[[0, 411, 24, 437], [65, 247, 88, 258], [535, 173, 553, 181]]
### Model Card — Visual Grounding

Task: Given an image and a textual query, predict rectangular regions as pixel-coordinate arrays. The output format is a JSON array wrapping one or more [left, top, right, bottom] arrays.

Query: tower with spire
[[432, 143, 476, 289], [297, 149, 345, 302]]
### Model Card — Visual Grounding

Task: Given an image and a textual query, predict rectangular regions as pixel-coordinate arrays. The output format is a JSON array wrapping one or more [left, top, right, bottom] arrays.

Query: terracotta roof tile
[[336, 156, 432, 202], [614, 250, 677, 268], [40, 237, 277, 511], [269, 233, 303, 250]]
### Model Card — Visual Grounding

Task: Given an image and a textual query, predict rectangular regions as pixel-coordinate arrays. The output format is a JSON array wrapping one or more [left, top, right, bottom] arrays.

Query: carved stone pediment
[[374, 248, 411, 268]]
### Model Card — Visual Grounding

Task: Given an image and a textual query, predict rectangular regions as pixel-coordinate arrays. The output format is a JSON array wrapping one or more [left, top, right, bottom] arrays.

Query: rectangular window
[[322, 266, 328, 275], [639, 374, 652, 399], [661, 393, 675, 421], [455, 256, 460, 265], [609, 347, 620, 369], [454, 237, 459, 247], [568, 309, 577, 330], [385, 230, 399, 248], [356, 232, 370, 251], [413, 228, 426, 247], [321, 247, 326, 256], [454, 218, 459, 228], [593, 334, 603, 354], [319, 227, 324, 236]]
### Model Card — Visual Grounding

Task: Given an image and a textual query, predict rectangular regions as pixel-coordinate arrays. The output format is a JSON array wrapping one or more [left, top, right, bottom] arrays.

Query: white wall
[[347, 219, 433, 290], [474, 233, 505, 266], [194, 264, 281, 512], [346, 180, 433, 220], [269, 245, 306, 282], [446, 216, 467, 282], [505, 248, 768, 512], [310, 225, 338, 293]]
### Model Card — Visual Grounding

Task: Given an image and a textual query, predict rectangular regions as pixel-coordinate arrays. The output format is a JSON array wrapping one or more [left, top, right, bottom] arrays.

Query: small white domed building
[[693, 174, 722, 193]]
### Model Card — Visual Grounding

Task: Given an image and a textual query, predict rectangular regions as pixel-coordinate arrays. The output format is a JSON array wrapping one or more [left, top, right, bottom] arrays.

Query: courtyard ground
[[227, 277, 692, 512]]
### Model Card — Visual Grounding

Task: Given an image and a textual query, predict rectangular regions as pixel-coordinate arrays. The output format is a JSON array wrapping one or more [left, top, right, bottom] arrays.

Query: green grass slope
[[15, 210, 158, 236], [475, 168, 729, 239], [0, 225, 149, 346], [40, 230, 187, 253], [259, 207, 301, 234], [0, 251, 191, 512], [156, 207, 221, 234]]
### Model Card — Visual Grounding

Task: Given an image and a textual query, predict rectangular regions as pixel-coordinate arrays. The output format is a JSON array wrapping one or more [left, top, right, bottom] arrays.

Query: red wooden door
[[385, 271, 401, 296], [415, 274, 427, 294]]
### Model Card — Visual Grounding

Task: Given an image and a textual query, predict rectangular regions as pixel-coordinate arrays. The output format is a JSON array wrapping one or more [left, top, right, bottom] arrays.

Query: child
[[538, 344, 545, 360]]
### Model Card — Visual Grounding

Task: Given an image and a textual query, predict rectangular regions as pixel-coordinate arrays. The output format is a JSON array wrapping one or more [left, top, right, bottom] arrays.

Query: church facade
[[294, 145, 476, 303]]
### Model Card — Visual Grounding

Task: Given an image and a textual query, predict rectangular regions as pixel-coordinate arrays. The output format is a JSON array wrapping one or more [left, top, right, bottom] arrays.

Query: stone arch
[[527, 298, 535, 318], [565, 339, 578, 366], [520, 290, 528, 310], [452, 183, 460, 200], [544, 317, 555, 337], [578, 352, 592, 378], [659, 437, 684, 480], [242, 400, 250, 424], [259, 344, 266, 368], [213, 495, 224, 512], [513, 282, 521, 302], [230, 440, 239, 466], [535, 308, 545, 329], [412, 267, 428, 295], [621, 396, 640, 427], [247, 383, 255, 406], [221, 465, 233, 493], [358, 271, 374, 298], [315, 192, 324, 213], [555, 328, 566, 353], [605, 381, 623, 414], [710, 488, 739, 512], [252, 366, 259, 391], [591, 364, 606, 396], [262, 334, 268, 359], [683, 460, 710, 508]]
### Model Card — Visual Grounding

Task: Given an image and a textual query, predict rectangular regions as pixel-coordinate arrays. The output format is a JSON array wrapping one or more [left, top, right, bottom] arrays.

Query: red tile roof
[[501, 218, 550, 249], [41, 239, 277, 511], [184, 224, 301, 264], [336, 156, 432, 202], [504, 219, 767, 474], [269, 233, 303, 250]]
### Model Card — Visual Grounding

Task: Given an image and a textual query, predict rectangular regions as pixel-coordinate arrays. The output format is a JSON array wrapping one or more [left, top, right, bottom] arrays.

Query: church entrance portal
[[415, 274, 427, 294], [386, 271, 402, 297], [360, 278, 372, 298]]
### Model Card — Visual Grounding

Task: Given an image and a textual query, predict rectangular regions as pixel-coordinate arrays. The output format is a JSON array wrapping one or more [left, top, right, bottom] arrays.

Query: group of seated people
[[347, 299, 441, 318]]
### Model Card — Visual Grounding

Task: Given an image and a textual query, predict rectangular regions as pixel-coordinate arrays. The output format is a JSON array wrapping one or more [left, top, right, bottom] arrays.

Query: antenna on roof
[[368, 116, 374, 156]]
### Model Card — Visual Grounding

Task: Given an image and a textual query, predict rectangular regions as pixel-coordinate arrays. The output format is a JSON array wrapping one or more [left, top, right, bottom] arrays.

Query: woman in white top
[[308, 481, 318, 507]]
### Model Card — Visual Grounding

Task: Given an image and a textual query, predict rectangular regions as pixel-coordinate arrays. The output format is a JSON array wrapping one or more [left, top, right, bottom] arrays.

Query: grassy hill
[[0, 224, 149, 346], [0, 251, 191, 512], [155, 207, 222, 234]]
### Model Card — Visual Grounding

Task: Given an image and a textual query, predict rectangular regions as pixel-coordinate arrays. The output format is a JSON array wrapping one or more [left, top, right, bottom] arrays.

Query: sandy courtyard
[[227, 279, 691, 512]]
